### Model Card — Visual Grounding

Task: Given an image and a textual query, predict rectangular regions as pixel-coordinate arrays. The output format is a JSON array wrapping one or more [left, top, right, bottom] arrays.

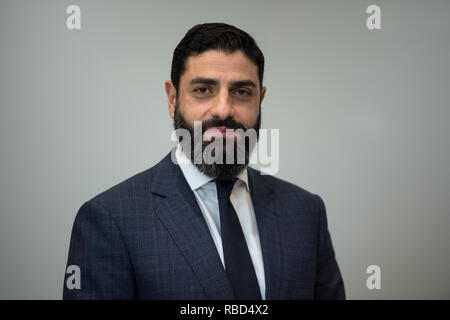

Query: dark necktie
[[215, 178, 262, 300]]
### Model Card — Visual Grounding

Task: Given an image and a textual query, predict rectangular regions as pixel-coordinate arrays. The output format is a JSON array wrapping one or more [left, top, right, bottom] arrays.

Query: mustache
[[200, 117, 247, 134]]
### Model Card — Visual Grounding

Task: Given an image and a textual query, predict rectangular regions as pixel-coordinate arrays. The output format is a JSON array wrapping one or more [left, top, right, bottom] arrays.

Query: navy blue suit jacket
[[63, 152, 345, 299]]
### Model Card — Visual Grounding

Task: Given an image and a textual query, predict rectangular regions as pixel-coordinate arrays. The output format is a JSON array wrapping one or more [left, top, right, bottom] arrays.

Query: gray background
[[1, 0, 449, 299]]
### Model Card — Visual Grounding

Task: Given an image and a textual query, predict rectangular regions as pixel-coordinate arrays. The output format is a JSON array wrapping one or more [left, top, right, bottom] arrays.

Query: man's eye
[[235, 89, 251, 96], [194, 87, 210, 94]]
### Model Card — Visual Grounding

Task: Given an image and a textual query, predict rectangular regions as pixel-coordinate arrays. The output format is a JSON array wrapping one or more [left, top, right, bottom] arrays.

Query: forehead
[[182, 50, 259, 85]]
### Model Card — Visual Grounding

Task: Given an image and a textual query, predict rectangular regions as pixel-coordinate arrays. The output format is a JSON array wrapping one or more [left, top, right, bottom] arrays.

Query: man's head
[[165, 22, 266, 179]]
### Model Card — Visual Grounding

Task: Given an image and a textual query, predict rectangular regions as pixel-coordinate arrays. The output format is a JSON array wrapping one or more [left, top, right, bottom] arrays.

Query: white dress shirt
[[175, 145, 266, 299]]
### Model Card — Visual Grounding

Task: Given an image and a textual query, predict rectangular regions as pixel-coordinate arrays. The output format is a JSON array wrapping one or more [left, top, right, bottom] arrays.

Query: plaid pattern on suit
[[63, 152, 345, 299]]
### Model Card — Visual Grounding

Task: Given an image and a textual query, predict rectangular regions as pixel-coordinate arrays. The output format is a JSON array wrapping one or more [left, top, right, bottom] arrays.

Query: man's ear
[[165, 80, 177, 119], [260, 86, 267, 103]]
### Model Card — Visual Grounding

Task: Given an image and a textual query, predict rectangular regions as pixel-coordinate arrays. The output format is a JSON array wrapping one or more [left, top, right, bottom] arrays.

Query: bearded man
[[63, 22, 345, 300]]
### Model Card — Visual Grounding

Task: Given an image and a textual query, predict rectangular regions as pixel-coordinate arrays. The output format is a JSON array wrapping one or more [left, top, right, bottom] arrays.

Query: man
[[63, 23, 345, 300]]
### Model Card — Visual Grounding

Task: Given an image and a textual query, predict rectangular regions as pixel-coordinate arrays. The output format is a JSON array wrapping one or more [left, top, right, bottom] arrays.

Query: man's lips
[[203, 126, 237, 139], [209, 126, 233, 133]]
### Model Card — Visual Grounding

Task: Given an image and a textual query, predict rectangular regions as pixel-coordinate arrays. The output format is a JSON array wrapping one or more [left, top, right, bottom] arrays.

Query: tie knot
[[215, 178, 236, 200]]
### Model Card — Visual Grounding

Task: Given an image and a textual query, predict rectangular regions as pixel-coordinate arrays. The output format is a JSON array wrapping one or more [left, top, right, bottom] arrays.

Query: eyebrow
[[190, 77, 257, 88]]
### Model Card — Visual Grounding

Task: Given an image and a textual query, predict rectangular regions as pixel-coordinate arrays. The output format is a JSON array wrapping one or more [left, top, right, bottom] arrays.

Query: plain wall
[[1, 0, 449, 299]]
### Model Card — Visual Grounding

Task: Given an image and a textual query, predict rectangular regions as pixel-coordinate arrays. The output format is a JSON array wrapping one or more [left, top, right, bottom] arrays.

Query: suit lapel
[[150, 154, 234, 299], [248, 168, 286, 299]]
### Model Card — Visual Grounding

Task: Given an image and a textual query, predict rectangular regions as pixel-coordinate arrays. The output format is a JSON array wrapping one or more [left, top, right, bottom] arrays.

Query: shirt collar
[[175, 144, 250, 192]]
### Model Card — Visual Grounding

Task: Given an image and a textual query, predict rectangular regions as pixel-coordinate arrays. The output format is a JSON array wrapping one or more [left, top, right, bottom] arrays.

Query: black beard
[[173, 101, 261, 179]]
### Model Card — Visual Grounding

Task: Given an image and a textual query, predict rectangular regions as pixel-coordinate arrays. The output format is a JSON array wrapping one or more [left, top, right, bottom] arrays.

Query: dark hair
[[170, 22, 265, 92]]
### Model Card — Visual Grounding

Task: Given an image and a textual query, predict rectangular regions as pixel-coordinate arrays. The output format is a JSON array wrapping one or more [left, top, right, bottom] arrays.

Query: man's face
[[165, 49, 266, 178], [171, 49, 265, 131]]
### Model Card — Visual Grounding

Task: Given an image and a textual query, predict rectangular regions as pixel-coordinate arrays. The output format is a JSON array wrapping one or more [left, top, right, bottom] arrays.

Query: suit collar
[[151, 151, 273, 197], [174, 144, 250, 192]]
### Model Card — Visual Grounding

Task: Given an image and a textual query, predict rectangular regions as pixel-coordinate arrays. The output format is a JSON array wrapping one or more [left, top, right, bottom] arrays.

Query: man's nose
[[211, 90, 234, 120]]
